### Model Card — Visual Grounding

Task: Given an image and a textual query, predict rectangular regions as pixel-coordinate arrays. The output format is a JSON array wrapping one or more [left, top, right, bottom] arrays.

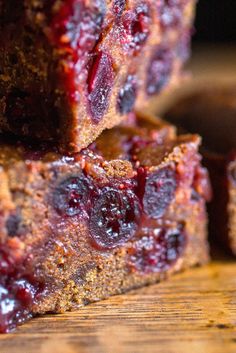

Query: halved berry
[[49, 1, 105, 102], [89, 186, 141, 249], [157, 0, 187, 29], [117, 75, 137, 114], [129, 226, 186, 273], [0, 245, 44, 333], [113, 0, 126, 17], [229, 160, 236, 185], [88, 52, 115, 123], [146, 46, 173, 95], [50, 0, 105, 54], [52, 174, 93, 217], [6, 214, 22, 237], [143, 166, 176, 218], [122, 4, 150, 53]]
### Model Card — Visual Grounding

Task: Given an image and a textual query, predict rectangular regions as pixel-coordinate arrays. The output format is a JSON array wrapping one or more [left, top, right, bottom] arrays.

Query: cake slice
[[0, 112, 210, 333], [165, 86, 236, 254], [0, 0, 196, 152]]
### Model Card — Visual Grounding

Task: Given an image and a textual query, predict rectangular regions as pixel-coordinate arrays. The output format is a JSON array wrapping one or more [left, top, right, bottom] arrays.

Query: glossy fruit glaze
[[0, 240, 45, 333]]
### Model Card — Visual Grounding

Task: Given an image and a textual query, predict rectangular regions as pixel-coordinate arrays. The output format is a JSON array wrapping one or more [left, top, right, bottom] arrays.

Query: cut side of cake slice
[[0, 0, 196, 152], [0, 112, 210, 333], [165, 86, 236, 255]]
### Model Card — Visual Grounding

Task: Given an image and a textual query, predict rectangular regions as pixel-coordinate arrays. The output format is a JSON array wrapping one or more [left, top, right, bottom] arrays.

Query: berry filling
[[113, 0, 126, 17], [0, 244, 45, 333], [52, 174, 95, 217], [157, 0, 188, 29], [128, 226, 186, 273], [87, 52, 115, 123], [49, 0, 105, 103], [146, 46, 173, 95], [121, 4, 150, 53], [89, 186, 141, 249], [228, 159, 236, 185], [142, 167, 177, 218], [117, 75, 137, 114]]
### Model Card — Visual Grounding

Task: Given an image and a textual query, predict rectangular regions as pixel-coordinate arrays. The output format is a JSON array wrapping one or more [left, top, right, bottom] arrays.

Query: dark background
[[194, 0, 236, 42]]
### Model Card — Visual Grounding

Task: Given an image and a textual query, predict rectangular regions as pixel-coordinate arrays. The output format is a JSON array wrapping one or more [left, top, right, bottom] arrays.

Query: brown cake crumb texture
[[165, 86, 236, 255], [0, 113, 210, 332], [0, 0, 196, 152]]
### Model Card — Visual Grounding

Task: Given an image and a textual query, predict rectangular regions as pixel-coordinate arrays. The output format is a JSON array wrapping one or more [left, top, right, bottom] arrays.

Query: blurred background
[[194, 0, 236, 42], [152, 0, 236, 116]]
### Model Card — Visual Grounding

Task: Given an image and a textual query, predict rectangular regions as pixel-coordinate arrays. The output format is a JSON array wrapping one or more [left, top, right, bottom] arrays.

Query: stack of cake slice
[[0, 0, 211, 333]]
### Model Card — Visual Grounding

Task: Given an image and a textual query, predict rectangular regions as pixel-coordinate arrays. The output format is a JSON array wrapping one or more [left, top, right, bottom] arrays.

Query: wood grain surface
[[0, 45, 236, 353], [0, 257, 236, 353]]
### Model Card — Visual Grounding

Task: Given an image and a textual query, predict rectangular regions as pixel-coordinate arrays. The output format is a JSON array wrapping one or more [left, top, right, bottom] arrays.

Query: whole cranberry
[[157, 0, 186, 29], [129, 226, 186, 273], [117, 75, 137, 114], [52, 174, 93, 217], [121, 4, 150, 53], [146, 46, 173, 95], [87, 52, 115, 123], [143, 166, 177, 218]]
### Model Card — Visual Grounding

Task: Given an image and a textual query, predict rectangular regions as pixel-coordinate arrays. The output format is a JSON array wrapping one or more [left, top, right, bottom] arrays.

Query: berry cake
[[165, 86, 236, 255], [0, 0, 196, 152], [0, 113, 210, 333]]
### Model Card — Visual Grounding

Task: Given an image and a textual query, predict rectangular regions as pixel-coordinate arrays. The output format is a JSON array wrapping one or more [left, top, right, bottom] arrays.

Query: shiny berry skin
[[157, 0, 187, 29], [53, 174, 93, 217], [143, 167, 177, 218], [146, 46, 173, 95], [122, 4, 150, 53], [89, 186, 141, 249], [228, 160, 236, 185], [87, 52, 115, 123], [113, 0, 126, 17], [6, 214, 22, 237], [117, 75, 137, 114], [0, 245, 44, 333], [49, 0, 106, 102], [50, 0, 105, 54], [129, 227, 186, 273]]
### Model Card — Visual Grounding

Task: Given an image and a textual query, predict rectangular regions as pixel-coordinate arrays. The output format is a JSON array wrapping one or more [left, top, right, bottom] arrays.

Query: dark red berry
[[129, 226, 186, 273], [117, 75, 137, 114], [87, 52, 115, 123], [53, 174, 93, 217], [122, 4, 150, 53], [157, 0, 187, 29], [143, 166, 176, 218], [50, 0, 105, 54], [228, 160, 236, 186], [113, 0, 126, 17], [49, 0, 105, 102], [0, 245, 44, 333], [6, 214, 22, 237], [146, 46, 173, 95], [89, 187, 141, 249]]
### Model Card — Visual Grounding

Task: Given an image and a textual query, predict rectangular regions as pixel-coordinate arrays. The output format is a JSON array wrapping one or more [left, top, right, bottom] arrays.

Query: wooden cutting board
[[1, 45, 236, 353]]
